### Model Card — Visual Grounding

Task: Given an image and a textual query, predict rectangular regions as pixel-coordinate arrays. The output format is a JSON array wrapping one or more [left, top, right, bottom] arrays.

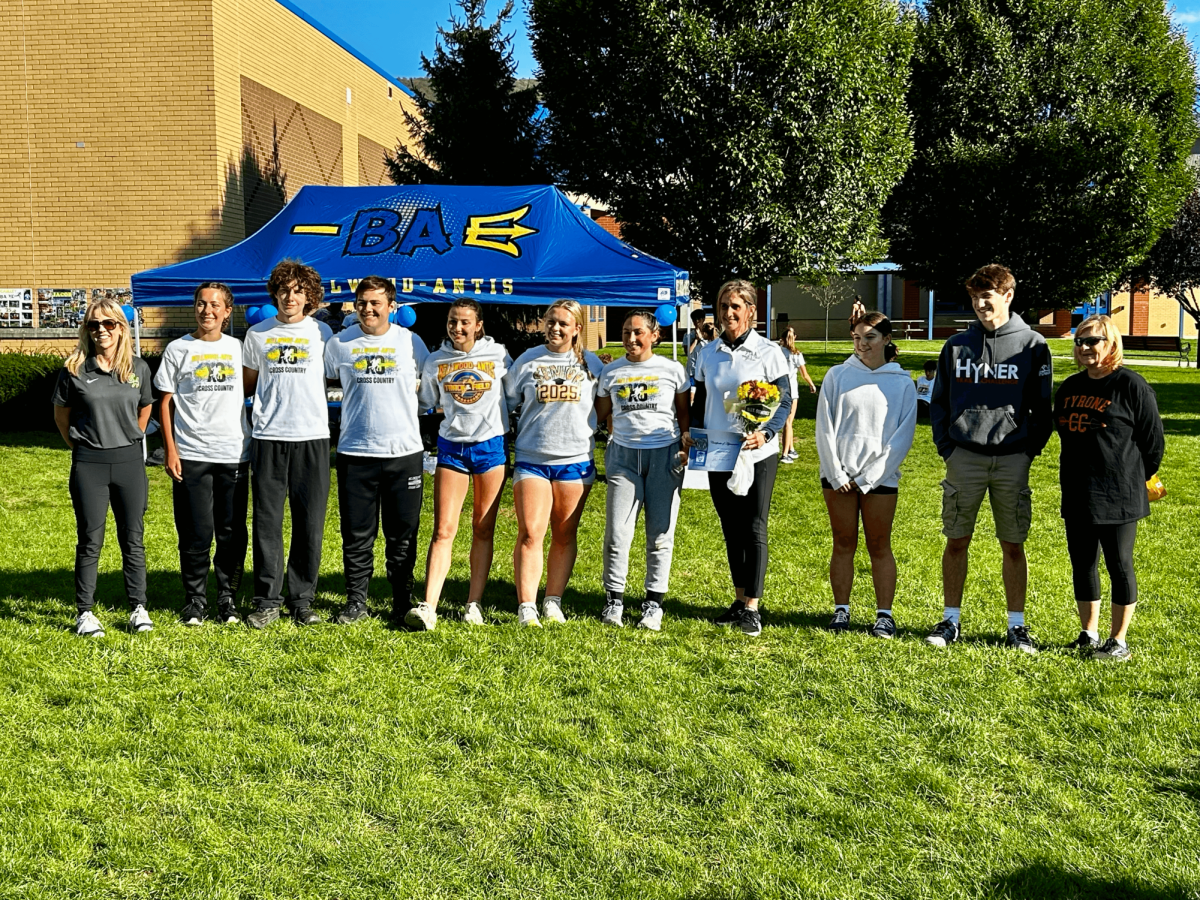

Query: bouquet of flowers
[[725, 380, 781, 435]]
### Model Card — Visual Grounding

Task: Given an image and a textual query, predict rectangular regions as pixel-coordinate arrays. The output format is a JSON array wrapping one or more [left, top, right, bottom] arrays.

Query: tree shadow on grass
[[988, 862, 1196, 899]]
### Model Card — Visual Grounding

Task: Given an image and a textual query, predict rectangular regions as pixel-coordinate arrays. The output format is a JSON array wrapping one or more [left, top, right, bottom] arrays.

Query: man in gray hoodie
[[926, 264, 1053, 653]]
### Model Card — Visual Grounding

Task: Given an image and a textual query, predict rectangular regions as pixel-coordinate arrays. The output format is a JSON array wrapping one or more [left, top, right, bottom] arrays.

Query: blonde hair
[[779, 326, 797, 353], [716, 279, 758, 329], [545, 299, 592, 376], [65, 297, 135, 382], [1076, 314, 1124, 370]]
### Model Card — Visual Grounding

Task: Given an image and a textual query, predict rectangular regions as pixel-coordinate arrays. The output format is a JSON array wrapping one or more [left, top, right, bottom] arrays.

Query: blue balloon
[[655, 303, 678, 326], [121, 304, 136, 323], [260, 304, 278, 321], [395, 305, 417, 328], [245, 305, 262, 325]]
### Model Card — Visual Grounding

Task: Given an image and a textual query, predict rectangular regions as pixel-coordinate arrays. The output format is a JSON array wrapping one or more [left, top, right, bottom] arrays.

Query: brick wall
[[358, 135, 391, 187]]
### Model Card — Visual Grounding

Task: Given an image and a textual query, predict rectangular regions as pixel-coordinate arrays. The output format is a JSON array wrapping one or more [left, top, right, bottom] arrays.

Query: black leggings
[[708, 454, 779, 598], [69, 447, 148, 613], [1064, 519, 1139, 606], [173, 459, 249, 606]]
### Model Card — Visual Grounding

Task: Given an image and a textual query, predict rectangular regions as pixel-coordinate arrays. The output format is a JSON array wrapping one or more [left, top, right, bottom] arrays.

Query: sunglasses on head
[[86, 319, 121, 333], [1073, 335, 1104, 348]]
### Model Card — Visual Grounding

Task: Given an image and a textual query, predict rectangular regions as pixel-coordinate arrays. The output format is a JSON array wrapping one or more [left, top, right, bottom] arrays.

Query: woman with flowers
[[815, 312, 916, 638], [684, 280, 792, 637]]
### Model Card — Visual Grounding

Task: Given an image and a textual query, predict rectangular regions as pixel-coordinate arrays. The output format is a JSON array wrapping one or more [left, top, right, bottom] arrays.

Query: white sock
[[1113, 637, 1127, 648], [835, 604, 850, 615], [1007, 611, 1025, 629], [1085, 629, 1100, 641], [943, 607, 961, 625], [877, 608, 892, 618]]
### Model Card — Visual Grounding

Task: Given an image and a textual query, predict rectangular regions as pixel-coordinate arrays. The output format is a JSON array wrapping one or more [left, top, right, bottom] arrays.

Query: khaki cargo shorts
[[941, 447, 1033, 544]]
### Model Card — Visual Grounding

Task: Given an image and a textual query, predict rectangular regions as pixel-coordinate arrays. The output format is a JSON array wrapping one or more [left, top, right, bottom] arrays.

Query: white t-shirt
[[915, 374, 935, 401], [154, 333, 251, 464], [781, 346, 806, 397], [243, 315, 333, 441], [693, 330, 790, 463], [598, 355, 689, 449], [325, 324, 427, 457]]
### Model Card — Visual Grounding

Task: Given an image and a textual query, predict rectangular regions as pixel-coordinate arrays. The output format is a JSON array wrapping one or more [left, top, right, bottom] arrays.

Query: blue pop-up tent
[[132, 184, 689, 308]]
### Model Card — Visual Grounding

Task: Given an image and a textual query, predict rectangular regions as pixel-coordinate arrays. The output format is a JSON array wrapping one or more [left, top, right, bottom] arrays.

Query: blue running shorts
[[436, 436, 506, 475], [513, 459, 597, 485]]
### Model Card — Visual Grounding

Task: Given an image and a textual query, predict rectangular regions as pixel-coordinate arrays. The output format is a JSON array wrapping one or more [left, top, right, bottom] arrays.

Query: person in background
[[686, 307, 708, 357], [53, 297, 154, 637], [915, 360, 936, 418], [409, 298, 511, 631], [778, 325, 817, 463], [816, 313, 917, 638], [849, 296, 867, 325], [156, 282, 251, 627], [684, 279, 792, 637], [325, 276, 428, 627], [505, 299, 604, 627], [595, 310, 690, 631], [1055, 315, 1163, 661], [242, 259, 333, 629], [927, 263, 1053, 653]]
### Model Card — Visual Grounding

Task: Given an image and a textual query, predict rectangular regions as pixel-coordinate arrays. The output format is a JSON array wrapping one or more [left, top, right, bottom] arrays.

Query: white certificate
[[687, 427, 744, 472]]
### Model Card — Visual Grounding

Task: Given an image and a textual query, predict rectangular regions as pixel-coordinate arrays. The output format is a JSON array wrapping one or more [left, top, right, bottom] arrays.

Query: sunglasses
[[1073, 336, 1104, 348], [86, 319, 121, 333]]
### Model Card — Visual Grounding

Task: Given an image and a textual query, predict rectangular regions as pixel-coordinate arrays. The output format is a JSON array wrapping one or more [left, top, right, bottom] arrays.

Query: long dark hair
[[852, 311, 898, 362]]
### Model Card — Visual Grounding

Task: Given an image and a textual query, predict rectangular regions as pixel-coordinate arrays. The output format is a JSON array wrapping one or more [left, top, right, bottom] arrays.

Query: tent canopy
[[132, 185, 689, 308]]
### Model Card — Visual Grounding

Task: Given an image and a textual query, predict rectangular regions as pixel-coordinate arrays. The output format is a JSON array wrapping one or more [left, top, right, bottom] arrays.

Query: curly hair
[[267, 259, 324, 314]]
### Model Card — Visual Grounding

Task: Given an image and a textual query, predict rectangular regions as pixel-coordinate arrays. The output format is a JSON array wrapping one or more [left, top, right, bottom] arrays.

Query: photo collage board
[[0, 288, 133, 329]]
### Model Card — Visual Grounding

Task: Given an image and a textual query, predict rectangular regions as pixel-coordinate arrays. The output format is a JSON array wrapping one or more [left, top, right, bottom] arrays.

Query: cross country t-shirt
[[154, 333, 251, 464], [598, 355, 689, 449], [325, 323, 427, 457], [243, 315, 332, 441]]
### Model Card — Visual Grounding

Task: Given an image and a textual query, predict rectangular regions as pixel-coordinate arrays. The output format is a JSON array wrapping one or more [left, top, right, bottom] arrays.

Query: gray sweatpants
[[603, 440, 684, 594]]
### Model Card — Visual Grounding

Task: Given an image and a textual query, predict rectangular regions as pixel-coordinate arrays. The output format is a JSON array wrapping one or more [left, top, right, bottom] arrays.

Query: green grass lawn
[[1, 352, 1199, 899]]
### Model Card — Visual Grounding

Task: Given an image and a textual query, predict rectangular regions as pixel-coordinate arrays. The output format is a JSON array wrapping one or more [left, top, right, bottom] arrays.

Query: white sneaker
[[462, 602, 485, 626], [541, 596, 566, 624], [517, 602, 542, 628], [76, 610, 104, 637], [638, 604, 664, 632], [600, 599, 624, 627], [129, 605, 153, 633], [404, 601, 437, 632]]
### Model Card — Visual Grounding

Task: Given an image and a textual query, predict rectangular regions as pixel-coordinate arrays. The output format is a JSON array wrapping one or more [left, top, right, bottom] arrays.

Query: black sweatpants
[[69, 446, 148, 613], [336, 451, 423, 608], [1065, 518, 1139, 606], [173, 459, 249, 606], [708, 453, 779, 599], [251, 438, 330, 610]]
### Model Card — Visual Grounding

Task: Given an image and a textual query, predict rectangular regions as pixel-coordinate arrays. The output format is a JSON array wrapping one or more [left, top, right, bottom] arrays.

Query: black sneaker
[[1093, 637, 1132, 662], [293, 607, 322, 627], [871, 613, 896, 639], [1067, 630, 1101, 651], [714, 600, 746, 626], [828, 608, 850, 633], [925, 618, 960, 648], [180, 600, 206, 627], [246, 606, 280, 630], [216, 598, 241, 625], [335, 600, 369, 625], [1006, 625, 1039, 655], [738, 607, 762, 637]]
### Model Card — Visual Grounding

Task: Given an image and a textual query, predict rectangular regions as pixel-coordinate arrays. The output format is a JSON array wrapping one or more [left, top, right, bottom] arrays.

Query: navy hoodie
[[929, 315, 1053, 459]]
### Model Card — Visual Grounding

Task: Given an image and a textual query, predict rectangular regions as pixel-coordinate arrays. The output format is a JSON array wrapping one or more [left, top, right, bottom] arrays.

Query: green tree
[[529, 0, 915, 301], [884, 0, 1198, 311], [385, 0, 552, 186], [1124, 180, 1200, 333]]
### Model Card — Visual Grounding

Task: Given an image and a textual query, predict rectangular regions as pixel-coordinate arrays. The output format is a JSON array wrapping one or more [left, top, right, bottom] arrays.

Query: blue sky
[[288, 0, 1199, 84], [288, 0, 538, 80]]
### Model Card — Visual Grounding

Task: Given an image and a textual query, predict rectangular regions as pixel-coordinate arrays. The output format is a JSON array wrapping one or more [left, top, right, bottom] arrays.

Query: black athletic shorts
[[820, 477, 898, 496]]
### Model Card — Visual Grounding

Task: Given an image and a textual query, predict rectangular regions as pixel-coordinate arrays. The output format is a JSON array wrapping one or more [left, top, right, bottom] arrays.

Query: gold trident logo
[[463, 206, 538, 258]]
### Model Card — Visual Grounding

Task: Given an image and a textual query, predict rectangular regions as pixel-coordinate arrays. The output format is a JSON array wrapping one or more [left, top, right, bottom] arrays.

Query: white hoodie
[[816, 354, 918, 492], [419, 336, 511, 443]]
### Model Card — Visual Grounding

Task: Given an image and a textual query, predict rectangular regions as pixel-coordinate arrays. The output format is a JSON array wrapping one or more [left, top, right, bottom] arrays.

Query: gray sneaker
[[462, 602, 485, 626], [129, 605, 153, 633], [541, 596, 566, 624], [600, 599, 624, 627], [404, 601, 437, 632], [1093, 637, 1132, 662], [76, 610, 104, 638], [638, 603, 663, 632]]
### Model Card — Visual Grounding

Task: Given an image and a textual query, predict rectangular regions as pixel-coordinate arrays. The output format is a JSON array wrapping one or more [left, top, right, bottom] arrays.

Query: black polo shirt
[[53, 356, 154, 458]]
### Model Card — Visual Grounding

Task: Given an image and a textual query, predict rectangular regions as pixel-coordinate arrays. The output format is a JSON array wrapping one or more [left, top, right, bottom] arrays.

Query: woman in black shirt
[[1054, 315, 1163, 661], [52, 298, 154, 637]]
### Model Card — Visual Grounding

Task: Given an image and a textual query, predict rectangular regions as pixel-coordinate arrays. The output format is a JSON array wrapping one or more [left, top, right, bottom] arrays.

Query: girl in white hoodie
[[408, 299, 512, 630], [815, 312, 917, 638]]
